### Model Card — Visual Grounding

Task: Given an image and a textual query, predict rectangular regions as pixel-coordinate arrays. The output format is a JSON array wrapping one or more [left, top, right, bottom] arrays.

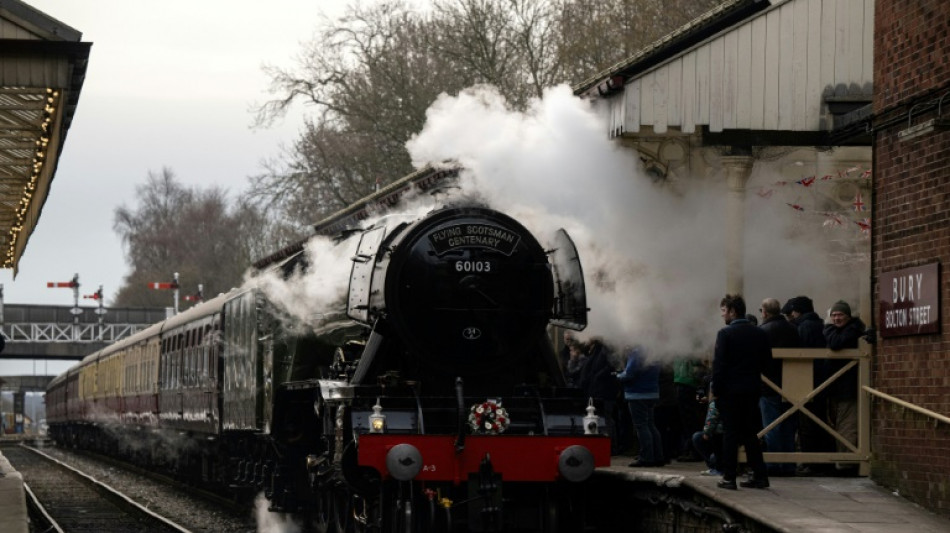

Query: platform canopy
[[574, 0, 873, 146], [0, 0, 89, 275]]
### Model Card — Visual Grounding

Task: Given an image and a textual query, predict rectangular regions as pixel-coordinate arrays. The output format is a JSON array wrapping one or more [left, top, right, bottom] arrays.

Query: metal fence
[[1, 323, 151, 343]]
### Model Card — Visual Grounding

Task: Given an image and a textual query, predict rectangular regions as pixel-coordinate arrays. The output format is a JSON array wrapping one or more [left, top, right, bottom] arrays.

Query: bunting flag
[[853, 191, 866, 212], [754, 164, 873, 237], [823, 214, 844, 227], [771, 165, 871, 187]]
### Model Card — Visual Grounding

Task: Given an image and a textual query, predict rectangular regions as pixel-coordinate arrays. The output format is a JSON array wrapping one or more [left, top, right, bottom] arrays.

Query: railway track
[[3, 445, 191, 533]]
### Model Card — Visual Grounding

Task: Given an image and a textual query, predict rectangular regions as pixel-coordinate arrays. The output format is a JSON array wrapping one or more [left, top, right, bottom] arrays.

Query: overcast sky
[[1, 1, 351, 376], [1, 1, 350, 308]]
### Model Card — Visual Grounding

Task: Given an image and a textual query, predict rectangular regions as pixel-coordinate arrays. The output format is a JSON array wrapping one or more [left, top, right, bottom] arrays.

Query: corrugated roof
[[572, 0, 769, 97], [0, 0, 90, 275]]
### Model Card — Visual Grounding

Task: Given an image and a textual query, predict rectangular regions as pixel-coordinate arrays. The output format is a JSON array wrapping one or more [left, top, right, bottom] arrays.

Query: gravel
[[30, 444, 305, 533]]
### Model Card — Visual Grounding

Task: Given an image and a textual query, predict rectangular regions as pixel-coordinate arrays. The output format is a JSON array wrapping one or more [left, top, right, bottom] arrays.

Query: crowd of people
[[560, 293, 871, 490]]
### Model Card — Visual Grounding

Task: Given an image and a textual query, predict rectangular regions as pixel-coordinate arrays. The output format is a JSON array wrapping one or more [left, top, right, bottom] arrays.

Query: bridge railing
[[1, 323, 152, 343]]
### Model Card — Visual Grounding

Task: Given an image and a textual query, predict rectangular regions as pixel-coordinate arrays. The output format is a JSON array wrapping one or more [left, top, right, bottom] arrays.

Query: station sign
[[879, 262, 940, 337]]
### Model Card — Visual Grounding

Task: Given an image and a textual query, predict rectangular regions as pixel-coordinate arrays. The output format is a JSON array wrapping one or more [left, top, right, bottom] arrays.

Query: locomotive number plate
[[455, 260, 492, 273]]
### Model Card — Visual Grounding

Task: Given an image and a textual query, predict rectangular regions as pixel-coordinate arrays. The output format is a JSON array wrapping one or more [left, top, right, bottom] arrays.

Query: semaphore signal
[[83, 284, 107, 323], [83, 287, 103, 300], [47, 273, 81, 323], [183, 283, 204, 303], [148, 272, 181, 314], [46, 273, 79, 289]]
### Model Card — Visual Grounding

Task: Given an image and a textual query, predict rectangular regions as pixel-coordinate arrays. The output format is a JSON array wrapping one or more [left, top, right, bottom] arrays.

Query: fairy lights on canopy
[[3, 88, 59, 268]]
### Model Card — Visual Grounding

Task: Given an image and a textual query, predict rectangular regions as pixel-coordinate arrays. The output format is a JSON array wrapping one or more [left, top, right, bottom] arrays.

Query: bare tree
[[557, 0, 721, 84], [249, 1, 469, 222], [248, 0, 722, 229], [113, 168, 264, 307]]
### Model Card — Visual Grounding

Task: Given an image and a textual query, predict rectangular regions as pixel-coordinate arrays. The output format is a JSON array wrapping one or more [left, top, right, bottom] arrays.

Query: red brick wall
[[874, 0, 950, 110], [873, 0, 950, 518]]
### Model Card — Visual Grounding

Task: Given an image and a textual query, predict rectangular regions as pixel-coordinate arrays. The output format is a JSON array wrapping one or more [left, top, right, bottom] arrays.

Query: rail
[[863, 385, 950, 425], [0, 323, 151, 343]]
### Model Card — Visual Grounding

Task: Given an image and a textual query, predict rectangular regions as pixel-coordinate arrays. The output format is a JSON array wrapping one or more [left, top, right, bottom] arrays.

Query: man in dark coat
[[783, 296, 825, 348], [823, 300, 866, 476], [782, 295, 833, 475], [712, 294, 771, 490], [758, 298, 800, 476]]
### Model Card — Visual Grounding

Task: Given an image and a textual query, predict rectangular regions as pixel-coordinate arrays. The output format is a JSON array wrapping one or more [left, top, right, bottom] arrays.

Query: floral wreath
[[468, 399, 510, 435]]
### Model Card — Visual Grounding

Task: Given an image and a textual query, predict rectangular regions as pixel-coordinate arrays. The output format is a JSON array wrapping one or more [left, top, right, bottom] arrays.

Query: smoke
[[253, 235, 356, 328], [252, 202, 438, 332], [254, 492, 301, 533], [255, 84, 865, 360], [406, 84, 730, 358]]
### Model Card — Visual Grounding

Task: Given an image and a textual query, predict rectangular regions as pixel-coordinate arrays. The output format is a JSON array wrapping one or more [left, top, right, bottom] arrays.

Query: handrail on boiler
[[863, 385, 950, 425]]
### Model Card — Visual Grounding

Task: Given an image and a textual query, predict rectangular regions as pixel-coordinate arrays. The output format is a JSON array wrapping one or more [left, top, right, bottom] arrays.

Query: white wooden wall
[[604, 0, 874, 137]]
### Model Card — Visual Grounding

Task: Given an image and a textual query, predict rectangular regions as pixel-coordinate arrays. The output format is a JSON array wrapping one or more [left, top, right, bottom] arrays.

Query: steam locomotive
[[45, 204, 610, 532]]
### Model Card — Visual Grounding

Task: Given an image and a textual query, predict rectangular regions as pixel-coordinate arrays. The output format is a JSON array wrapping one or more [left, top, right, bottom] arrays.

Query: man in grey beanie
[[822, 299, 866, 476]]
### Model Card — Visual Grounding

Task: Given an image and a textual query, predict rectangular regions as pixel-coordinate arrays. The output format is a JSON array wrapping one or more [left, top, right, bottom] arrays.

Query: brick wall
[[874, 0, 950, 110], [873, 0, 950, 518]]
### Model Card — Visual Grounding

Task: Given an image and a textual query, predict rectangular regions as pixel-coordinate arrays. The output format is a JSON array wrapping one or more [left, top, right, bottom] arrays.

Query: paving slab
[[606, 457, 950, 533], [0, 450, 28, 533]]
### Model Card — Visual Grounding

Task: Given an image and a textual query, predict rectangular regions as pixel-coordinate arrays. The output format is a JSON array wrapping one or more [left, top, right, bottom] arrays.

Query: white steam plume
[[407, 84, 729, 359], [255, 84, 861, 360], [254, 492, 301, 533]]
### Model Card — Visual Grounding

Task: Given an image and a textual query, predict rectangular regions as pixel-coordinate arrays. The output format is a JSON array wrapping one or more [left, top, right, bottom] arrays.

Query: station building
[[869, 0, 950, 517], [578, 0, 949, 519]]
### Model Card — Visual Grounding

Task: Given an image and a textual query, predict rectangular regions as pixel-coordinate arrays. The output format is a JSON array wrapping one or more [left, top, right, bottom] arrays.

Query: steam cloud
[[258, 83, 865, 361], [405, 84, 730, 358], [254, 492, 301, 533]]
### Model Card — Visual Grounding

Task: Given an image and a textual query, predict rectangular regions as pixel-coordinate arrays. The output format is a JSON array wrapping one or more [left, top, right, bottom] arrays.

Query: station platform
[[3, 437, 949, 532], [605, 457, 950, 532], [0, 449, 28, 533]]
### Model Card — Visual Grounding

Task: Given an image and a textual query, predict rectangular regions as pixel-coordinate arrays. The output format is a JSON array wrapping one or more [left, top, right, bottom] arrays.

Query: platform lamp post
[[47, 273, 80, 339]]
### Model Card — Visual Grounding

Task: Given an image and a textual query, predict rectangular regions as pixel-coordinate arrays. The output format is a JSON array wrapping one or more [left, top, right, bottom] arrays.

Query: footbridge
[[0, 303, 167, 434], [0, 303, 168, 361]]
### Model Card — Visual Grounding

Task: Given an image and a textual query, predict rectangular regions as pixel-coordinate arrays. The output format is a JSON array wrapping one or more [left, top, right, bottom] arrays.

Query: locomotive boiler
[[46, 203, 610, 532]]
